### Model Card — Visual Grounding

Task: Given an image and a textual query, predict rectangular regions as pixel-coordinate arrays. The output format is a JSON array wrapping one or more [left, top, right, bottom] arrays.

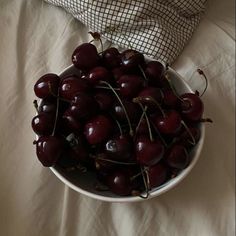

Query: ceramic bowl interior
[[50, 64, 205, 203]]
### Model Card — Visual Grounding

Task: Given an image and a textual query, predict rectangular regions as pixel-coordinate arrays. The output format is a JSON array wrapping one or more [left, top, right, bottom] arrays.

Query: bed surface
[[0, 0, 235, 235]]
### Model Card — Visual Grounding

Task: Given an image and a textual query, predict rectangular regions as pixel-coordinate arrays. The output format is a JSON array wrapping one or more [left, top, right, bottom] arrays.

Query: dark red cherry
[[59, 75, 90, 100], [179, 126, 201, 147], [70, 137, 89, 163], [145, 61, 164, 87], [84, 115, 113, 145], [163, 90, 179, 108], [121, 49, 144, 69], [180, 93, 204, 121], [102, 47, 121, 68], [69, 93, 99, 120], [154, 110, 182, 135], [112, 66, 127, 81], [148, 163, 168, 188], [38, 98, 57, 114], [136, 136, 165, 166], [72, 43, 100, 71], [34, 136, 64, 167], [62, 110, 82, 134], [137, 87, 163, 111], [31, 113, 54, 136], [117, 75, 143, 98], [87, 66, 111, 85], [166, 145, 189, 169], [105, 135, 132, 161], [94, 90, 113, 111], [112, 99, 140, 123], [34, 73, 60, 99], [107, 170, 133, 196]]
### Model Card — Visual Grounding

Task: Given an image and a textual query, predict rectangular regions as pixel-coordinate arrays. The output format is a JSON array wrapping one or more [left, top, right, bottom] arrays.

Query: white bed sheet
[[0, 0, 235, 235]]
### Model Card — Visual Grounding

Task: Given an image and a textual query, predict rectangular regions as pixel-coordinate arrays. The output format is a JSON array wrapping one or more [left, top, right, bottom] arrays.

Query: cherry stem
[[48, 82, 70, 103], [150, 120, 168, 147], [197, 69, 208, 97], [113, 116, 123, 137], [130, 167, 149, 181], [135, 106, 148, 137], [139, 166, 149, 199], [100, 80, 134, 136], [133, 96, 165, 117], [92, 155, 137, 165], [88, 31, 104, 53], [138, 103, 154, 142], [95, 85, 120, 91], [33, 100, 39, 114], [88, 39, 94, 44], [51, 88, 60, 136], [138, 65, 148, 81], [181, 120, 196, 145]]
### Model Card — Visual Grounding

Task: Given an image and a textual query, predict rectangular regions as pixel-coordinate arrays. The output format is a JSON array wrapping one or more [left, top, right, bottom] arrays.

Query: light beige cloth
[[0, 0, 235, 235]]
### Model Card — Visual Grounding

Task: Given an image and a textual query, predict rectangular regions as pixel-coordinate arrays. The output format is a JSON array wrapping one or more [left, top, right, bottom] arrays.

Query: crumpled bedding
[[0, 0, 235, 236]]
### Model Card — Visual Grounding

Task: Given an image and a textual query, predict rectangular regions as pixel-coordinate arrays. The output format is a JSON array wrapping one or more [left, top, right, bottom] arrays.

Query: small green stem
[[138, 65, 148, 81]]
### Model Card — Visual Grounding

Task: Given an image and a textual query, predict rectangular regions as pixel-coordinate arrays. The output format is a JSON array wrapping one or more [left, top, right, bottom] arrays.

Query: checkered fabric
[[45, 0, 206, 64]]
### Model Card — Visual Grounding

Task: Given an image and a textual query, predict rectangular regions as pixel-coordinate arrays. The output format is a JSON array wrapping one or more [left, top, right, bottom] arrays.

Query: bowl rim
[[49, 64, 205, 203]]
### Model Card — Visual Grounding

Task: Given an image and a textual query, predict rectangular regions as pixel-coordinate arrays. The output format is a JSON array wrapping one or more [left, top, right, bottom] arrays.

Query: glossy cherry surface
[[31, 113, 54, 136], [34, 73, 60, 99], [72, 43, 100, 71], [88, 66, 111, 85], [117, 74, 143, 99], [136, 136, 165, 166], [59, 75, 90, 100], [34, 136, 64, 167], [148, 163, 168, 188], [84, 115, 113, 145], [166, 144, 189, 169], [145, 61, 164, 86], [121, 49, 144, 69]]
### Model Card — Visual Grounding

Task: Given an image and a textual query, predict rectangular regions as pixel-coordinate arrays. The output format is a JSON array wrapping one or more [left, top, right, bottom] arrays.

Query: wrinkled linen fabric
[[0, 0, 235, 236], [44, 0, 207, 64]]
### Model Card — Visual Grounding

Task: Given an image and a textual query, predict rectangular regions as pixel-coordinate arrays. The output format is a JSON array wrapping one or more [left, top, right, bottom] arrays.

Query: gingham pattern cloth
[[45, 0, 207, 64]]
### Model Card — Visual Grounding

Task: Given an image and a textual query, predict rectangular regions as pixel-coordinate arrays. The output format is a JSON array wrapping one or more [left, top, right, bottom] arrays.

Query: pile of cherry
[[32, 41, 209, 197]]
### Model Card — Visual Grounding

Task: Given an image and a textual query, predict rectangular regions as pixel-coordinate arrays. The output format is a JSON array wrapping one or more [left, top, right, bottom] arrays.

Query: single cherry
[[59, 75, 90, 100], [38, 98, 57, 114], [148, 163, 168, 188], [136, 136, 164, 166], [180, 93, 204, 122], [162, 90, 179, 108], [102, 47, 121, 68], [69, 93, 99, 120], [105, 135, 132, 161], [84, 115, 113, 145], [94, 90, 114, 111], [34, 73, 60, 99], [88, 66, 111, 85], [112, 99, 140, 123], [62, 110, 82, 134], [31, 113, 54, 136], [166, 145, 189, 169], [137, 87, 163, 112], [117, 74, 144, 98], [72, 43, 100, 71], [121, 49, 144, 69], [145, 61, 164, 86], [153, 110, 182, 135], [107, 169, 133, 196], [34, 136, 64, 167]]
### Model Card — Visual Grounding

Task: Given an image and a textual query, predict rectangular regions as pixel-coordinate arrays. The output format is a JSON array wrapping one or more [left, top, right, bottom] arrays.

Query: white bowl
[[50, 64, 205, 202]]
